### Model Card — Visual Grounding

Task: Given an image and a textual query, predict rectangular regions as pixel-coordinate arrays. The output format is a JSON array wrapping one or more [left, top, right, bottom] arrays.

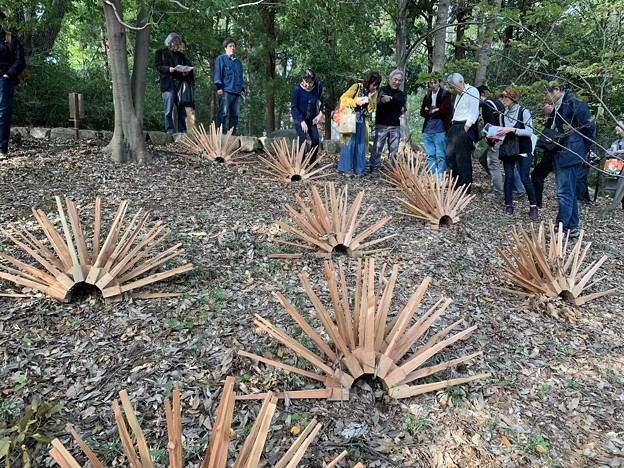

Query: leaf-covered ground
[[0, 137, 623, 467]]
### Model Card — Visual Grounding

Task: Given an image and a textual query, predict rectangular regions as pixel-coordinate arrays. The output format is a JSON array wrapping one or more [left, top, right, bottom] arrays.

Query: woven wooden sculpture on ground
[[256, 137, 332, 182], [0, 197, 193, 302], [49, 379, 351, 467], [385, 150, 474, 229], [275, 183, 396, 258], [493, 221, 615, 306], [180, 122, 244, 163], [239, 259, 490, 401]]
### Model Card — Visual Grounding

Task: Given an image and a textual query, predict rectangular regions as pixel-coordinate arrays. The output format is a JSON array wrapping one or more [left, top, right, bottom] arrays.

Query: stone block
[[51, 127, 79, 140], [148, 131, 173, 145], [30, 127, 50, 139], [239, 136, 261, 152], [101, 130, 113, 141], [322, 139, 341, 154], [11, 127, 29, 137], [268, 129, 298, 139]]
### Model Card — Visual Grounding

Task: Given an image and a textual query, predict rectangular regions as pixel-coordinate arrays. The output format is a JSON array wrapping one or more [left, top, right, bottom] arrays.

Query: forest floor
[[0, 136, 623, 468]]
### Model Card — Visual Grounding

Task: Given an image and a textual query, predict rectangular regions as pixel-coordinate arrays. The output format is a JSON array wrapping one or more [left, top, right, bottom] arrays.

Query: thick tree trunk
[[432, 0, 450, 72], [473, 0, 502, 86], [102, 0, 149, 164], [396, 0, 409, 72]]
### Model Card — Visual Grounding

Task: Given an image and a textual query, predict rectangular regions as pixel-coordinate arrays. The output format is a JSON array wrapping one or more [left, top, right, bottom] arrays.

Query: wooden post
[[68, 93, 84, 139]]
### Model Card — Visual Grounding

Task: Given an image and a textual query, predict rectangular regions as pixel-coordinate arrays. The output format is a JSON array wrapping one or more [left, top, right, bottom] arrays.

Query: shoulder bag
[[177, 80, 195, 108]]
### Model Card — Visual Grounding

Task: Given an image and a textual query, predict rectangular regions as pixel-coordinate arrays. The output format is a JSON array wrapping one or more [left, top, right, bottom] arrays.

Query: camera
[[586, 151, 601, 166]]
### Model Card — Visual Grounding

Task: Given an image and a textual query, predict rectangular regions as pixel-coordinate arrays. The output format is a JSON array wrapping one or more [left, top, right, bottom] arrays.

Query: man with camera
[[540, 81, 596, 239]]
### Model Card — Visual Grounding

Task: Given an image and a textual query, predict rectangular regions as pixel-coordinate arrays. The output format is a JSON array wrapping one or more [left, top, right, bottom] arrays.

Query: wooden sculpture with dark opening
[[385, 150, 474, 229], [493, 221, 615, 307], [275, 183, 395, 258], [256, 137, 332, 182], [239, 259, 490, 401], [49, 379, 353, 467], [0, 197, 193, 302], [180, 122, 244, 164]]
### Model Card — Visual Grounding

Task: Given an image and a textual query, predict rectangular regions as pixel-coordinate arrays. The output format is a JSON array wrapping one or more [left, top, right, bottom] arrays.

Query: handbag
[[177, 81, 195, 108], [536, 128, 566, 151], [338, 109, 356, 134], [498, 134, 519, 160]]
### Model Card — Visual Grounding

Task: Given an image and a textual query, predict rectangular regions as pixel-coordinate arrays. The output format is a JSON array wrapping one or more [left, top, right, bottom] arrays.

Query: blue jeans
[[553, 160, 580, 231], [162, 81, 187, 133], [295, 119, 320, 165], [217, 92, 241, 135], [424, 131, 447, 176], [370, 126, 400, 170], [0, 77, 15, 154], [503, 155, 537, 206], [337, 111, 367, 175]]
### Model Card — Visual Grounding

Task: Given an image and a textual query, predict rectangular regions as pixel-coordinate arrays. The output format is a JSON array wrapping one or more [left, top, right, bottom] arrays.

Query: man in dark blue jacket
[[0, 11, 26, 159], [214, 37, 244, 135], [542, 82, 596, 238]]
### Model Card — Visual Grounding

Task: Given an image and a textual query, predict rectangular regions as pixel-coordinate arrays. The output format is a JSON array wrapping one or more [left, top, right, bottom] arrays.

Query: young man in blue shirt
[[214, 37, 245, 135]]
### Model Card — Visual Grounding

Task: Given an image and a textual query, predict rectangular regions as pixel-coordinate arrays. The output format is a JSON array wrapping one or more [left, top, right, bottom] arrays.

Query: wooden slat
[[66, 423, 106, 468], [119, 390, 153, 468]]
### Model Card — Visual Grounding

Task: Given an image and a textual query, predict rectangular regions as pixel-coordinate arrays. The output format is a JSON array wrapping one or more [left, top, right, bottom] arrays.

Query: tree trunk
[[263, 3, 276, 133], [102, 0, 150, 164], [454, 0, 469, 60], [395, 0, 409, 72], [432, 0, 450, 72], [473, 0, 502, 86], [16, 1, 68, 55]]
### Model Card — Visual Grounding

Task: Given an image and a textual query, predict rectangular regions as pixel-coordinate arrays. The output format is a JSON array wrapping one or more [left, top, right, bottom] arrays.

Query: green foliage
[[401, 413, 433, 436], [0, 397, 64, 467]]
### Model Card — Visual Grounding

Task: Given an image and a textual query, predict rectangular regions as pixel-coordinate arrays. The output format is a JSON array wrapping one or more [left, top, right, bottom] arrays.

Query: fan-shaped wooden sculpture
[[239, 259, 490, 401], [180, 122, 244, 163], [49, 379, 350, 467], [275, 183, 396, 258], [0, 197, 193, 302], [385, 151, 475, 229], [493, 221, 615, 306], [256, 137, 331, 182]]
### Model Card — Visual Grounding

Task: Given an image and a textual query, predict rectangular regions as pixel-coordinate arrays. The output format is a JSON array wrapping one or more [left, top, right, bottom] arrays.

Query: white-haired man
[[445, 73, 480, 192], [369, 69, 406, 175]]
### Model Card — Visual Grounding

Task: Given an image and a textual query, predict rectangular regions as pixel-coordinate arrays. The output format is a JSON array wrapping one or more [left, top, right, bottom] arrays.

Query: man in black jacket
[[368, 69, 406, 176], [155, 33, 192, 134], [0, 10, 26, 160]]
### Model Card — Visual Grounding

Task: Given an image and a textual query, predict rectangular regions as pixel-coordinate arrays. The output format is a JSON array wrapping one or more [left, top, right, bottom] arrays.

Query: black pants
[[446, 123, 475, 192], [531, 150, 554, 207]]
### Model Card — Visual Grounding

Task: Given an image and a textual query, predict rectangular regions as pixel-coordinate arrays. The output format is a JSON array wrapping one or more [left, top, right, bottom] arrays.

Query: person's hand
[[356, 97, 367, 106], [301, 121, 308, 134], [217, 89, 224, 96], [543, 104, 554, 115], [464, 124, 471, 133], [169, 67, 175, 73], [431, 107, 439, 114], [312, 113, 322, 125], [381, 95, 392, 103], [496, 127, 515, 137]]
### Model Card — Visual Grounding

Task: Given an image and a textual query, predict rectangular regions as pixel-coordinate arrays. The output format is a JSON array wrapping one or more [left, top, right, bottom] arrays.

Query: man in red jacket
[[420, 76, 452, 177]]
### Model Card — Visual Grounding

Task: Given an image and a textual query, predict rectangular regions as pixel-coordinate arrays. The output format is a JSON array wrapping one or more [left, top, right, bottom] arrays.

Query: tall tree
[[473, 0, 502, 86], [102, 0, 150, 163], [432, 0, 451, 72]]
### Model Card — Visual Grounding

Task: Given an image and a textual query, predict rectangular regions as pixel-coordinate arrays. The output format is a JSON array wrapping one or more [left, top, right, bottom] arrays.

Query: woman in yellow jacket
[[337, 71, 381, 176]]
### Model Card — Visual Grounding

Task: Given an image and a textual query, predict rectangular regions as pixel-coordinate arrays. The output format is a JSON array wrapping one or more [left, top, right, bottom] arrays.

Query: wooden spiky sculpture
[[0, 197, 193, 302], [385, 150, 475, 229], [256, 137, 331, 182], [239, 259, 490, 401], [180, 122, 244, 163], [275, 183, 396, 258], [49, 379, 352, 467], [493, 221, 615, 307]]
